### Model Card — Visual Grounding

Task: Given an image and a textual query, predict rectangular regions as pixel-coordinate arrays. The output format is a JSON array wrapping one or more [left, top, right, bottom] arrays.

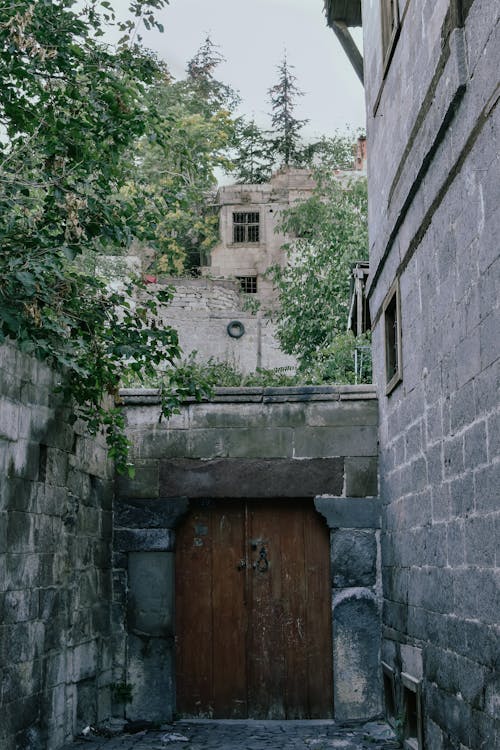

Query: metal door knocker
[[253, 546, 269, 573]]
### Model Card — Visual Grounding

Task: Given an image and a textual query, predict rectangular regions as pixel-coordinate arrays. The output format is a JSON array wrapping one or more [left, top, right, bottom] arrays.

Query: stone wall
[[152, 277, 297, 373], [0, 343, 114, 750], [114, 385, 382, 724], [361, 1, 499, 748]]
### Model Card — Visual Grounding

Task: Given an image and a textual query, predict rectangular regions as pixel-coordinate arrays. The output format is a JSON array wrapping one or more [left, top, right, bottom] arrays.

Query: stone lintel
[[114, 497, 189, 529], [159, 457, 344, 498], [114, 528, 174, 552], [314, 496, 381, 528]]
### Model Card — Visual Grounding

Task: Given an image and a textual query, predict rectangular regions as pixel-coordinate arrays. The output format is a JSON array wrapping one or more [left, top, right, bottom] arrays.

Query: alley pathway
[[63, 719, 399, 750]]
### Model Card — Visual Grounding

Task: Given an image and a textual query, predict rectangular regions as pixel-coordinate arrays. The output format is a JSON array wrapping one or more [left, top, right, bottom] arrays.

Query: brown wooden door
[[175, 499, 333, 719]]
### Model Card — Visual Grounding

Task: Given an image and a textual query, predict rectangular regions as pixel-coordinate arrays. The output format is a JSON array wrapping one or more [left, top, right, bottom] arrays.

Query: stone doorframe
[[113, 491, 381, 724]]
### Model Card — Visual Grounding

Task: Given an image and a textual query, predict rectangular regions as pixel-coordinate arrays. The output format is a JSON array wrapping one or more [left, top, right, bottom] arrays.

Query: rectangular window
[[381, 0, 400, 72], [236, 276, 258, 294], [383, 279, 402, 394], [233, 212, 260, 243]]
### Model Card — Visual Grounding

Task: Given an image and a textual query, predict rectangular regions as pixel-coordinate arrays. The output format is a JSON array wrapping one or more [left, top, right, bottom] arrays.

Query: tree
[[0, 1, 215, 473], [128, 38, 239, 272], [231, 118, 274, 184], [268, 53, 308, 168], [269, 157, 368, 366], [184, 35, 240, 116]]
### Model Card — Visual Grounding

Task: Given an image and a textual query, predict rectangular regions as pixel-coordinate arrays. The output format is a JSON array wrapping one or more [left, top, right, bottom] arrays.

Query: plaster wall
[[0, 343, 114, 750], [151, 277, 297, 373], [114, 386, 382, 724], [361, 1, 500, 747]]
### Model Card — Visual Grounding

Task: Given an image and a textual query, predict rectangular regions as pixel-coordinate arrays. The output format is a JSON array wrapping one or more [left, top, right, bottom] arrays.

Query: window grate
[[233, 212, 260, 243], [236, 276, 258, 294]]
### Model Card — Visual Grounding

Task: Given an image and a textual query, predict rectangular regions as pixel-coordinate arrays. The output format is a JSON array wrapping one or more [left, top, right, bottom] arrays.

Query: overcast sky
[[115, 0, 365, 141]]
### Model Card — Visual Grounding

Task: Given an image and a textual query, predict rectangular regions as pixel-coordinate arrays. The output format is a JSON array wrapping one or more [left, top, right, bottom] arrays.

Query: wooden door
[[175, 499, 333, 719]]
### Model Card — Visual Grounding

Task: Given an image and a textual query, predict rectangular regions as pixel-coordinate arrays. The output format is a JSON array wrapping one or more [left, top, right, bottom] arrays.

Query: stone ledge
[[119, 384, 377, 406]]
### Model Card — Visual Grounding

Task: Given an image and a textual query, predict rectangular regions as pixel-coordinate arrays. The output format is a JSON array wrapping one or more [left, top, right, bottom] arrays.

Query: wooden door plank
[[247, 501, 286, 719], [304, 507, 334, 718], [281, 499, 309, 718], [211, 501, 247, 718], [175, 502, 214, 716]]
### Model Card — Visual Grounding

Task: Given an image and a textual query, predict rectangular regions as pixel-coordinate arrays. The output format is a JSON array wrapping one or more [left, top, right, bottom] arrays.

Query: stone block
[[188, 426, 294, 459], [114, 497, 189, 529], [133, 427, 190, 460], [294, 425, 378, 458], [465, 515, 497, 567], [126, 634, 174, 723], [332, 589, 381, 721], [116, 461, 159, 500], [114, 528, 174, 552], [71, 640, 98, 682], [450, 472, 474, 517], [315, 497, 381, 529], [345, 457, 378, 497], [0, 397, 19, 441], [128, 551, 174, 637], [474, 462, 500, 513], [331, 529, 377, 588], [159, 457, 344, 499]]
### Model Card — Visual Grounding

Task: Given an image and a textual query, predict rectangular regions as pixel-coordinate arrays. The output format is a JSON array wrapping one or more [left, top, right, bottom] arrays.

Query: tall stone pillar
[[113, 498, 189, 722], [315, 496, 382, 721]]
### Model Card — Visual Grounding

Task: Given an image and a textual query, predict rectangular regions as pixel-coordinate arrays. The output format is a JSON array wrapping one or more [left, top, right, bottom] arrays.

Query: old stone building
[[1, 2, 498, 749], [326, 1, 499, 748]]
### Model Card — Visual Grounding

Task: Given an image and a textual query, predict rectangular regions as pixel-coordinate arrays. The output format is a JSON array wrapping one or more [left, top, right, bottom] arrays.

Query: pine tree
[[232, 118, 274, 184], [185, 35, 239, 114], [267, 54, 308, 168]]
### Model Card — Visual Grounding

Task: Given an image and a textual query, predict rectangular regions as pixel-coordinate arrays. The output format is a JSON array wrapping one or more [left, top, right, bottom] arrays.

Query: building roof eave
[[324, 0, 362, 28]]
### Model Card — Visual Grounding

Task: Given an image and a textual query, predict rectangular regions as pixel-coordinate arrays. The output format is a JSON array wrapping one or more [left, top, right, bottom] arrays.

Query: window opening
[[233, 212, 260, 243], [382, 662, 396, 727], [381, 0, 400, 72], [383, 279, 402, 394], [236, 276, 258, 294]]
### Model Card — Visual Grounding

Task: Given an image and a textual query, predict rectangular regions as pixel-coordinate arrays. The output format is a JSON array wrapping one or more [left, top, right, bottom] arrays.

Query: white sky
[[113, 0, 365, 140]]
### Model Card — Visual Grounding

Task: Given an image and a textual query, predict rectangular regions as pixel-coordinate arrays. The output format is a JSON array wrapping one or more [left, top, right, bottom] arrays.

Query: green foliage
[[129, 37, 239, 272], [301, 332, 372, 385], [269, 165, 368, 366], [232, 118, 274, 184], [0, 0, 205, 474]]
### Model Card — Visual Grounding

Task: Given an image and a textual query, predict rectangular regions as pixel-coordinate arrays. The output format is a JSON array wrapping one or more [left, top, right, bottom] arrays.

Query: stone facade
[[327, 1, 499, 748], [204, 168, 316, 309], [0, 343, 114, 750], [114, 386, 381, 724]]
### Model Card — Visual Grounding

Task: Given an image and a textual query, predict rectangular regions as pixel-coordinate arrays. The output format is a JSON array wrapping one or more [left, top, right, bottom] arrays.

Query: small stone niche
[[382, 662, 396, 727], [401, 672, 423, 750]]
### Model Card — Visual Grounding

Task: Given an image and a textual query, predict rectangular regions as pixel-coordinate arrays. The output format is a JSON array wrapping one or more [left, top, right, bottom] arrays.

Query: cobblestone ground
[[63, 719, 400, 750]]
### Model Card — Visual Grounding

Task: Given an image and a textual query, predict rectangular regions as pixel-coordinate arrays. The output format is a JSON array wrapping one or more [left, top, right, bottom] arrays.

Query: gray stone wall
[[114, 386, 382, 723], [362, 1, 499, 747], [0, 343, 114, 750]]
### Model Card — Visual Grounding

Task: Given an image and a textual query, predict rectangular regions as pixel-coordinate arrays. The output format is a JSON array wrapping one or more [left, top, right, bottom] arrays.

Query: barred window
[[236, 276, 258, 294], [233, 212, 260, 243]]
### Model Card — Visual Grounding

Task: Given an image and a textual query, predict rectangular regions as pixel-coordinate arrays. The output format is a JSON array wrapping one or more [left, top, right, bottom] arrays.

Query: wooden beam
[[331, 21, 364, 86]]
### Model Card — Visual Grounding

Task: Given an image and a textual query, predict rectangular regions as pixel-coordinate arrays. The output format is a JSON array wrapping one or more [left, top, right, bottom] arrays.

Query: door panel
[[175, 499, 332, 719]]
